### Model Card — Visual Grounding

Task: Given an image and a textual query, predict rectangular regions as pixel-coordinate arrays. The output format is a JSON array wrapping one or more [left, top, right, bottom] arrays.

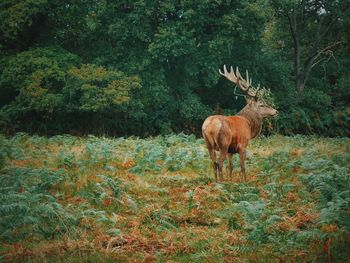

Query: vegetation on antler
[[257, 87, 276, 107]]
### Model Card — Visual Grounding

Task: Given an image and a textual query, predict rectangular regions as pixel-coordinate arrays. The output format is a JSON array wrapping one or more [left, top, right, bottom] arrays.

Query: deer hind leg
[[227, 153, 233, 180], [207, 147, 218, 181], [218, 148, 228, 181], [239, 149, 247, 182]]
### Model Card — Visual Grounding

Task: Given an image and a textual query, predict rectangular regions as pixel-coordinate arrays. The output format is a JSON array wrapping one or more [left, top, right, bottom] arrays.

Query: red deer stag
[[202, 65, 277, 182]]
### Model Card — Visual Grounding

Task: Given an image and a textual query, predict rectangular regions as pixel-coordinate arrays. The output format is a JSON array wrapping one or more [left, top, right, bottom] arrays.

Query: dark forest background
[[0, 0, 349, 137]]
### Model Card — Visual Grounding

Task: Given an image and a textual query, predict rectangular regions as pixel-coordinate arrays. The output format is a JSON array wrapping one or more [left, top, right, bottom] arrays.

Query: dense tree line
[[0, 0, 349, 136]]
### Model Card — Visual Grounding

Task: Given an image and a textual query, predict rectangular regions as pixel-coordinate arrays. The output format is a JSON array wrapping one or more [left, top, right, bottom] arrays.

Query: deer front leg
[[212, 161, 219, 182], [239, 149, 247, 182]]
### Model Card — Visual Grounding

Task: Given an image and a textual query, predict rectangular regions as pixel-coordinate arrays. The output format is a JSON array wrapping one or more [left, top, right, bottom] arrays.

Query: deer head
[[219, 65, 278, 117]]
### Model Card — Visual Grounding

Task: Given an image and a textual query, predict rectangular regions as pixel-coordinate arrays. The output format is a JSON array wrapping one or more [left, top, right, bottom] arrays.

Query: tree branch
[[310, 41, 342, 68], [303, 41, 342, 83]]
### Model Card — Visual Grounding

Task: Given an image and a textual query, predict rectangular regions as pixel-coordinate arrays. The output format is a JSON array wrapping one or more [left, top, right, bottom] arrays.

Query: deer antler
[[219, 65, 260, 99]]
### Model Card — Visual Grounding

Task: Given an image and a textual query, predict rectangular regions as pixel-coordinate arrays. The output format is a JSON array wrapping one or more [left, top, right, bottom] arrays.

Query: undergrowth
[[0, 133, 349, 262]]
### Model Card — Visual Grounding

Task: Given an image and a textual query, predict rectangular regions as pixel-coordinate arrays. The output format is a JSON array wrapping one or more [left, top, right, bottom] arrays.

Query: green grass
[[0, 133, 349, 262]]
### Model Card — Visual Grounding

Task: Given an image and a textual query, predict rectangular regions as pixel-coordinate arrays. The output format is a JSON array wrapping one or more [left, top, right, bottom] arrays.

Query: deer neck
[[238, 108, 262, 139]]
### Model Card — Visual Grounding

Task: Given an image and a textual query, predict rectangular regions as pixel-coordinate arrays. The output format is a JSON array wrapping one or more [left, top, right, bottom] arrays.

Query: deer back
[[202, 115, 251, 153]]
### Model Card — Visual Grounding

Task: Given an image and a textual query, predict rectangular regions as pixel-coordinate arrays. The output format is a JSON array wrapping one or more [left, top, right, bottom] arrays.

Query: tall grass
[[0, 133, 349, 262]]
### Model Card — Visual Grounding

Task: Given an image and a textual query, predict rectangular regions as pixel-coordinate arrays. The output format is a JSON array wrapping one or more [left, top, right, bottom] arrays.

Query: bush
[[0, 48, 141, 135], [274, 107, 350, 137]]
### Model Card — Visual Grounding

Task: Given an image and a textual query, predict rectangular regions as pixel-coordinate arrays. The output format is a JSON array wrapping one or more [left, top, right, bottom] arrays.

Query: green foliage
[[129, 134, 207, 174], [0, 134, 129, 246], [0, 0, 48, 48], [65, 64, 140, 112], [0, 134, 349, 261], [0, 47, 141, 134], [0, 165, 77, 241], [300, 88, 332, 112], [333, 75, 350, 107], [301, 155, 350, 232], [143, 206, 178, 231], [0, 0, 349, 136], [0, 46, 79, 132], [0, 46, 79, 99], [274, 107, 350, 136], [78, 174, 121, 207]]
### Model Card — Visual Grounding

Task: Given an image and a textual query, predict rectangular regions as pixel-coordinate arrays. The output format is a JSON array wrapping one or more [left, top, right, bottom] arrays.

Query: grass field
[[0, 133, 349, 262]]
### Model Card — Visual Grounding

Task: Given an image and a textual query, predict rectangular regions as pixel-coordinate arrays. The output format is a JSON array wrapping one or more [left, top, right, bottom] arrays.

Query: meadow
[[0, 133, 349, 262]]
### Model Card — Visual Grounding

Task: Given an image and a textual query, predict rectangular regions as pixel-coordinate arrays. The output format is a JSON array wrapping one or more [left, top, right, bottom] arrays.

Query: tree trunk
[[296, 74, 305, 96]]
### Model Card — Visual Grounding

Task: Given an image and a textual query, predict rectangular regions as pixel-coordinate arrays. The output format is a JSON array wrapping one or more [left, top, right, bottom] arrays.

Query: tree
[[1, 0, 349, 136], [270, 0, 349, 96], [0, 0, 48, 50], [0, 47, 140, 134]]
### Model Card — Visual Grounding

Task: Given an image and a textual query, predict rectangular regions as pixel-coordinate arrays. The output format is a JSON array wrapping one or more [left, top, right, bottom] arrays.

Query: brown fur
[[202, 100, 277, 182]]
